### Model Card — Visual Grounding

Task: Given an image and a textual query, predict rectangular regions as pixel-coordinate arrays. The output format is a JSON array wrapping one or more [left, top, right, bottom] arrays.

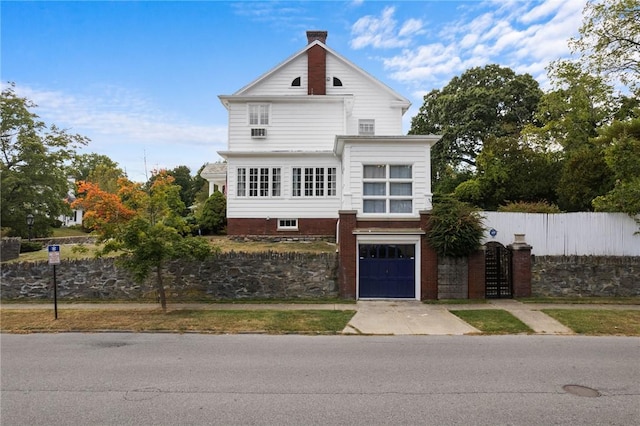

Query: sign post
[[48, 245, 61, 319]]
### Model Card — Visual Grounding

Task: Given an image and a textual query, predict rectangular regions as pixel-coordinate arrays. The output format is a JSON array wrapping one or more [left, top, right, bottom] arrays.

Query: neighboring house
[[58, 179, 83, 227], [204, 31, 442, 300]]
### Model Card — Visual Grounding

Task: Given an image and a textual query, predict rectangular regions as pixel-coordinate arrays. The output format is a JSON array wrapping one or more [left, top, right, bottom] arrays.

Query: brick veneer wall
[[227, 218, 337, 236], [338, 210, 357, 298]]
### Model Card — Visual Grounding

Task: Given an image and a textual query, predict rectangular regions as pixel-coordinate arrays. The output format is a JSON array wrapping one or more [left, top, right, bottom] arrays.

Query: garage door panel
[[359, 244, 415, 298]]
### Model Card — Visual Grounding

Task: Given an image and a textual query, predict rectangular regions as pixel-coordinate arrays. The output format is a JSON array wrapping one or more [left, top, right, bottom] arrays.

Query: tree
[[75, 170, 212, 311], [409, 65, 542, 192], [592, 116, 640, 218], [147, 165, 204, 212], [198, 192, 227, 234], [455, 136, 561, 210], [69, 153, 124, 193], [570, 0, 640, 93], [526, 61, 618, 211], [1, 83, 88, 237]]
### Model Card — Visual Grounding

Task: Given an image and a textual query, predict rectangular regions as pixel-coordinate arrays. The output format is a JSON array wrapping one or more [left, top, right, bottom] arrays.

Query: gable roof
[[224, 38, 411, 113]]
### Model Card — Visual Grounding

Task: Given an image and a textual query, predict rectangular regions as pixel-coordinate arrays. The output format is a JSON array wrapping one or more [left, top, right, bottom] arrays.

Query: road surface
[[2, 334, 639, 425]]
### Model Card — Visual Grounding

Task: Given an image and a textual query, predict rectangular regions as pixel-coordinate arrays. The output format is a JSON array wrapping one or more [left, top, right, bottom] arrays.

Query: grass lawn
[[542, 309, 640, 336], [519, 296, 640, 305], [5, 235, 335, 264], [450, 309, 533, 334], [0, 309, 356, 334]]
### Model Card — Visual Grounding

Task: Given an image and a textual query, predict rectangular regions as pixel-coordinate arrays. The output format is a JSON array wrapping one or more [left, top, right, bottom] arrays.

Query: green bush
[[427, 196, 485, 258], [198, 192, 227, 235], [20, 241, 44, 253], [498, 201, 562, 213]]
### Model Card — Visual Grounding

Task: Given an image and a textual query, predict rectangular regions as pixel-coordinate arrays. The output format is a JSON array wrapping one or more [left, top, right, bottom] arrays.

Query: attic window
[[291, 77, 301, 87], [333, 77, 343, 87]]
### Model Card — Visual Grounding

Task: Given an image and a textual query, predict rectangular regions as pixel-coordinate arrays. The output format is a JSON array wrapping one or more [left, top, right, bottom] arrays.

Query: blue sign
[[48, 245, 61, 265], [489, 228, 497, 237]]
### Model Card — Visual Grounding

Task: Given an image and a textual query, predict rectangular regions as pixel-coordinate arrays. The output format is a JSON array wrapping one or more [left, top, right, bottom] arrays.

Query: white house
[[205, 31, 442, 300]]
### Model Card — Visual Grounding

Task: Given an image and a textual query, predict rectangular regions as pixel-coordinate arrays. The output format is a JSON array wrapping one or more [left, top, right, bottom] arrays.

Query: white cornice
[[333, 135, 442, 155]]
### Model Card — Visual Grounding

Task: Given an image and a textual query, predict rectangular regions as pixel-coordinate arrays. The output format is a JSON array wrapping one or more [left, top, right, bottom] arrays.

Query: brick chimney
[[306, 31, 327, 95]]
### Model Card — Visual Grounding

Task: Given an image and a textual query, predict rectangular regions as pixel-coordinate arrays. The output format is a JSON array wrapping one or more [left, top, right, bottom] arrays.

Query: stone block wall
[[1, 252, 339, 301], [532, 256, 640, 297], [1, 238, 21, 262]]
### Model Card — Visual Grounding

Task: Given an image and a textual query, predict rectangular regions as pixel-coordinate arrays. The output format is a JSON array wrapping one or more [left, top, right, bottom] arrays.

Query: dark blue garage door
[[359, 244, 415, 298]]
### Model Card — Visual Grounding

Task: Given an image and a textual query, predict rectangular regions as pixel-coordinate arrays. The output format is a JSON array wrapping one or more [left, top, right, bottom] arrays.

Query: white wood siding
[[482, 212, 640, 256], [240, 54, 308, 96], [326, 55, 405, 135], [226, 156, 341, 219], [344, 144, 431, 216], [226, 100, 345, 151]]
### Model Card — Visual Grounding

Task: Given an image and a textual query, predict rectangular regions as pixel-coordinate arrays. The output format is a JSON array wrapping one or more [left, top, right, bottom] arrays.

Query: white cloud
[[375, 0, 587, 95], [350, 6, 424, 49], [11, 83, 227, 181]]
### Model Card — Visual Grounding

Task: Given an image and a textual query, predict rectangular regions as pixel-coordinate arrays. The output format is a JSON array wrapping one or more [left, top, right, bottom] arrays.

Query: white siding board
[[344, 144, 431, 215], [481, 212, 640, 256], [226, 101, 345, 151], [226, 156, 341, 219], [241, 55, 308, 96]]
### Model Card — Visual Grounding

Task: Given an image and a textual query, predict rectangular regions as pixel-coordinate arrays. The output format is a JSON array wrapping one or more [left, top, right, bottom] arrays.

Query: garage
[[358, 244, 416, 298]]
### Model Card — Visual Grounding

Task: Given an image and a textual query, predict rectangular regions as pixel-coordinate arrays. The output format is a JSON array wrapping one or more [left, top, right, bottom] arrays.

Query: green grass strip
[[450, 309, 532, 334]]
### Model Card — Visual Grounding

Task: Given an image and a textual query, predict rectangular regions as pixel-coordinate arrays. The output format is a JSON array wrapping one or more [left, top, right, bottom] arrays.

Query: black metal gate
[[485, 242, 512, 298]]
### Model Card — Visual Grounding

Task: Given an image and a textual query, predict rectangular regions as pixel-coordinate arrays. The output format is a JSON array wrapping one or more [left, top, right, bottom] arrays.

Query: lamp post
[[26, 213, 34, 242]]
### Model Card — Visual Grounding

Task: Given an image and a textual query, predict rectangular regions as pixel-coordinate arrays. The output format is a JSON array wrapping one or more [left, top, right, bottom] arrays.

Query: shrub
[[498, 201, 562, 213], [427, 196, 485, 258], [20, 241, 43, 253], [198, 192, 227, 235]]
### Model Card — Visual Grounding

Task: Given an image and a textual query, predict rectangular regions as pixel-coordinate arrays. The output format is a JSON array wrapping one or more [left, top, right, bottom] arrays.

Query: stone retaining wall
[[0, 238, 21, 262], [531, 256, 640, 297], [1, 252, 339, 301]]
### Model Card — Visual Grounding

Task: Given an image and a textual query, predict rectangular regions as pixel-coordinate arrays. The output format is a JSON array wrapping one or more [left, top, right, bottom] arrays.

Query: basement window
[[278, 219, 298, 230]]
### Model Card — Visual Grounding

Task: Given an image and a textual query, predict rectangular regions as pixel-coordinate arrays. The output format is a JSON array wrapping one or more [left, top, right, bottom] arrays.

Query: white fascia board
[[219, 94, 351, 109], [333, 134, 442, 156], [218, 150, 336, 160]]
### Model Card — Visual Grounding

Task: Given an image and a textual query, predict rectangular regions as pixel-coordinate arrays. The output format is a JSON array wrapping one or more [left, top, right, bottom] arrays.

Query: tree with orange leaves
[[72, 180, 135, 236], [73, 171, 212, 311]]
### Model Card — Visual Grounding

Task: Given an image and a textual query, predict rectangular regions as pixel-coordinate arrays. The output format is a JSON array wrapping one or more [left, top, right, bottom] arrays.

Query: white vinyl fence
[[481, 212, 640, 256]]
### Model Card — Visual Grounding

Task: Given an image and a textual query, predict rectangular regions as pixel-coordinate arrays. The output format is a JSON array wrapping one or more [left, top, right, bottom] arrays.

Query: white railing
[[480, 212, 640, 256]]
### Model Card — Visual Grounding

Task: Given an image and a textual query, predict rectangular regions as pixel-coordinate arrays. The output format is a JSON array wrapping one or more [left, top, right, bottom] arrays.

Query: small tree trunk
[[156, 264, 167, 312]]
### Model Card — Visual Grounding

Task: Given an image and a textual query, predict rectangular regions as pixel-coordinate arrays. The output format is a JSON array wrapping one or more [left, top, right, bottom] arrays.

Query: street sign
[[48, 245, 61, 265]]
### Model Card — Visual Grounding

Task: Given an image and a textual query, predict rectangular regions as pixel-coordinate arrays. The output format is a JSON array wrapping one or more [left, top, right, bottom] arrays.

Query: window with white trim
[[362, 164, 412, 213], [358, 119, 375, 135], [236, 167, 281, 197], [292, 167, 337, 197], [248, 104, 270, 125], [278, 219, 298, 230]]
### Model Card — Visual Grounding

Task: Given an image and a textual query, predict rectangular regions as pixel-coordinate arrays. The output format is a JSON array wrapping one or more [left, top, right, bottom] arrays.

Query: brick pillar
[[419, 211, 438, 300], [467, 248, 486, 299], [338, 210, 357, 299], [510, 240, 532, 298]]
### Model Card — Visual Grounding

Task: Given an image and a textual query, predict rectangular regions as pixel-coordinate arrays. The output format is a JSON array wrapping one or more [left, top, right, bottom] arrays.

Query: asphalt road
[[1, 334, 639, 425]]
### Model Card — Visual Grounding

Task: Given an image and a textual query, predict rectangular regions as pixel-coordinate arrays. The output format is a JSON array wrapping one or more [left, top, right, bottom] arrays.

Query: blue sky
[[2, 0, 586, 182]]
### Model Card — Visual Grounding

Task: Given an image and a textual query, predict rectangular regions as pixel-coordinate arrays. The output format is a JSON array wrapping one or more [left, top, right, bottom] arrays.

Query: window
[[236, 167, 281, 197], [333, 77, 342, 87], [293, 167, 337, 197], [291, 77, 301, 87], [358, 119, 375, 135], [363, 164, 413, 214], [278, 219, 298, 230], [248, 104, 270, 125]]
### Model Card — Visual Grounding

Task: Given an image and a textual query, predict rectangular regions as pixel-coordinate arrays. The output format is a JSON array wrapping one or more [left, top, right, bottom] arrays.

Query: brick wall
[[227, 218, 337, 236]]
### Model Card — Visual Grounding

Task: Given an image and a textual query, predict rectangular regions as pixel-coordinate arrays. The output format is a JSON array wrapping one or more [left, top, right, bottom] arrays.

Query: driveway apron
[[342, 301, 480, 335]]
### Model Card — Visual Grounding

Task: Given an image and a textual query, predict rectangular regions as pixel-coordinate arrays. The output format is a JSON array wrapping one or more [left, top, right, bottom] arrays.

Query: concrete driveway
[[343, 301, 480, 335]]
